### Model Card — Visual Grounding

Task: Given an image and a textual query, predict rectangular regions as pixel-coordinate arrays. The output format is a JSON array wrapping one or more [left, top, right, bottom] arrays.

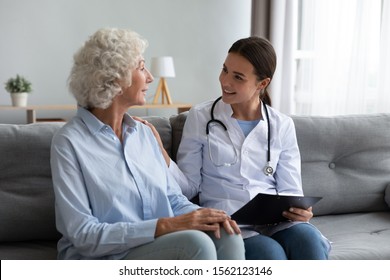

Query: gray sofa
[[1, 112, 390, 260]]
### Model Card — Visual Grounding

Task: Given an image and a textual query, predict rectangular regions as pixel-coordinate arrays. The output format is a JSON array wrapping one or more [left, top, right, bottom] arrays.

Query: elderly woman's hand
[[155, 208, 241, 239], [220, 217, 241, 236]]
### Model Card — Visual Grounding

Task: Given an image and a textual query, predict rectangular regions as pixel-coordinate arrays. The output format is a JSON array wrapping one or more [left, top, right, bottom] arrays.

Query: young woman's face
[[219, 52, 263, 105], [121, 58, 153, 106]]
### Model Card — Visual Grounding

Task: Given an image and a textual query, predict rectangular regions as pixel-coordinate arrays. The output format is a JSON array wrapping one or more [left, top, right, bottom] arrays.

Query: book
[[231, 193, 322, 225]]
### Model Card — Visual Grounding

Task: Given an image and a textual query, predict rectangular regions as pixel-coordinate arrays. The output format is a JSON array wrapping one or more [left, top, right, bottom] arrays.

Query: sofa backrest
[[169, 112, 390, 216], [169, 112, 188, 162], [292, 114, 390, 216], [0, 117, 170, 243], [1, 113, 389, 242], [0, 123, 63, 242]]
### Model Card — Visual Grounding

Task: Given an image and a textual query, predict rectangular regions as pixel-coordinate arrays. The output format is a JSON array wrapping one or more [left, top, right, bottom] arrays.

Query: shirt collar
[[122, 113, 137, 132], [77, 107, 137, 135], [218, 99, 265, 121], [214, 99, 234, 117]]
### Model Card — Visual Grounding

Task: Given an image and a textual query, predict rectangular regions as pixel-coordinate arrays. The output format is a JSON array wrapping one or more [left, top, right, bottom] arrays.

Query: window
[[294, 0, 388, 115]]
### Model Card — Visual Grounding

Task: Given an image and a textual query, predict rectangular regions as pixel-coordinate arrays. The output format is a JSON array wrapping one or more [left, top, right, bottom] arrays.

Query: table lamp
[[150, 56, 175, 104]]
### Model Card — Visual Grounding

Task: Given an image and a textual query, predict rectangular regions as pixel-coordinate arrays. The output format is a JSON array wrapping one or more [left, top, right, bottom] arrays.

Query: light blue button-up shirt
[[50, 107, 199, 259]]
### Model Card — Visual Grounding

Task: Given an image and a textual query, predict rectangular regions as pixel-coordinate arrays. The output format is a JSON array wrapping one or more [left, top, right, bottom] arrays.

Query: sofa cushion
[[0, 123, 63, 242], [0, 241, 57, 260], [292, 114, 390, 216], [311, 212, 390, 259]]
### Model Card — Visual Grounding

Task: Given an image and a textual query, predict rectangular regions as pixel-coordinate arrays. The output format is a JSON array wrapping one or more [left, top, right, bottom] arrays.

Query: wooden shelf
[[0, 103, 191, 123]]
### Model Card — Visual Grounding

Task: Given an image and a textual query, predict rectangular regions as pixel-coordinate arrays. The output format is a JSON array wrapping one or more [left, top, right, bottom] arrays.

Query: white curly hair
[[68, 28, 148, 109]]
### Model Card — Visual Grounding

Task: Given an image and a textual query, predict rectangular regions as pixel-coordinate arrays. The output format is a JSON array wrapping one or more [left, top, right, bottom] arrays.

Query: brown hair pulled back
[[228, 37, 277, 106]]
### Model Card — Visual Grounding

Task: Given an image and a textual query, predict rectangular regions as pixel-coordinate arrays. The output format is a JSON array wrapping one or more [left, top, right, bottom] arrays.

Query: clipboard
[[231, 193, 322, 225]]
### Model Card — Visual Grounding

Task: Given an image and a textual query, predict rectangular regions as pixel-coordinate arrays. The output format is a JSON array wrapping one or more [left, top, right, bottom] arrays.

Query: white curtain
[[378, 0, 390, 113], [268, 0, 296, 114], [295, 0, 388, 115], [252, 0, 389, 116]]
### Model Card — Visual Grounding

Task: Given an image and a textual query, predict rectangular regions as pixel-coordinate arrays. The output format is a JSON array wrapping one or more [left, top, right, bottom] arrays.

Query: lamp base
[[152, 78, 173, 104]]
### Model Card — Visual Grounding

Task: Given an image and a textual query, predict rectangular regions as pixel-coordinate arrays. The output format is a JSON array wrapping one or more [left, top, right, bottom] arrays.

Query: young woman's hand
[[132, 116, 171, 166], [282, 206, 313, 222]]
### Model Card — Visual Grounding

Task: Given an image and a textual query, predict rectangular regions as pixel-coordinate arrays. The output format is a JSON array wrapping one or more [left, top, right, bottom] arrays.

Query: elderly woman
[[50, 28, 245, 260]]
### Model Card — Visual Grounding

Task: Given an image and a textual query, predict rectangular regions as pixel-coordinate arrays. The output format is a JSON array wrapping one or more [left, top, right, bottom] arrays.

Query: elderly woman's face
[[122, 58, 154, 106]]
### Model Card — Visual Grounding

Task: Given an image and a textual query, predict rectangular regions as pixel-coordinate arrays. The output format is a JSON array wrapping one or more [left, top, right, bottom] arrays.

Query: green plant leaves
[[5, 74, 32, 93]]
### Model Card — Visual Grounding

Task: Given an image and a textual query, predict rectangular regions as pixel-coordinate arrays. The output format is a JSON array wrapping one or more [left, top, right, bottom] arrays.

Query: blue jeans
[[123, 229, 245, 260], [244, 223, 330, 260]]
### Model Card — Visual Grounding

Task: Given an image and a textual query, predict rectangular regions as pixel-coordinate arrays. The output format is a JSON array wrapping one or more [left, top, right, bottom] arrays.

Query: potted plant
[[4, 74, 32, 107]]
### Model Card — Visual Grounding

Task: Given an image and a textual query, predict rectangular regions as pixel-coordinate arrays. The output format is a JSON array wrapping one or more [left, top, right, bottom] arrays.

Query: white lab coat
[[169, 98, 306, 237]]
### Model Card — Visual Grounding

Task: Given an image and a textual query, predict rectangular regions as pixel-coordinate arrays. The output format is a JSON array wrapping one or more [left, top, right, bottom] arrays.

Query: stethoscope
[[206, 96, 274, 176]]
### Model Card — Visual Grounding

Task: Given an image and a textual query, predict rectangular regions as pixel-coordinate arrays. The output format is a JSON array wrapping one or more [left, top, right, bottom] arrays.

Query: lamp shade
[[150, 56, 176, 78]]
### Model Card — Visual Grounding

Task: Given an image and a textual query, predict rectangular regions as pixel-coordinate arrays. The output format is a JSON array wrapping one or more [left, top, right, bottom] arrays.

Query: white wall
[[0, 0, 251, 123]]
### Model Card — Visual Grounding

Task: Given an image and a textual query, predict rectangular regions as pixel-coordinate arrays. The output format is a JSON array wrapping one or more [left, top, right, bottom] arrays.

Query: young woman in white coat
[[147, 37, 330, 259]]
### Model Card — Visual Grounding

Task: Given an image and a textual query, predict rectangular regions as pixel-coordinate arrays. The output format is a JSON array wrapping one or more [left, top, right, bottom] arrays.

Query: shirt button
[[329, 162, 336, 169]]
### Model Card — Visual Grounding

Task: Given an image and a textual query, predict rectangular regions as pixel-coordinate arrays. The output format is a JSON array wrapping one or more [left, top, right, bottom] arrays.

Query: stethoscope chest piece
[[263, 162, 274, 176]]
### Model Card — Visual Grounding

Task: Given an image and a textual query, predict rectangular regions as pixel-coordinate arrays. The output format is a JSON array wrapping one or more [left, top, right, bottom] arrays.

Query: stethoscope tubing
[[207, 96, 273, 176]]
